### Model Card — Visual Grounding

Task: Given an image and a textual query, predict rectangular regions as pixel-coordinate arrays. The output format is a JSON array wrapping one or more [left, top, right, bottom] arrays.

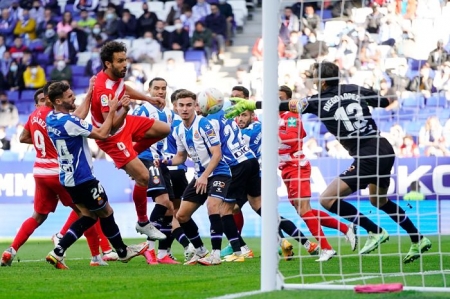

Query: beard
[[112, 66, 126, 78]]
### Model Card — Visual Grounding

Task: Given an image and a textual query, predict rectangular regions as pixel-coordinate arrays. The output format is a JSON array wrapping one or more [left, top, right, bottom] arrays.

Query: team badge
[[80, 119, 89, 129], [97, 197, 104, 206], [287, 117, 297, 127], [101, 94, 109, 107], [194, 131, 200, 139], [206, 129, 216, 137], [153, 176, 160, 184]]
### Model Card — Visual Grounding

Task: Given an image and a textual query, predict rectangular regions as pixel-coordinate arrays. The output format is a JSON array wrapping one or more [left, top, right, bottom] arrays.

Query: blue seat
[[19, 114, 29, 124], [6, 90, 19, 102], [184, 50, 206, 76], [408, 58, 427, 71], [72, 76, 90, 89], [404, 121, 423, 135], [426, 93, 448, 108], [71, 65, 85, 76], [15, 102, 35, 114], [0, 151, 20, 161], [46, 65, 54, 75], [371, 108, 392, 122], [21, 90, 36, 101], [28, 39, 44, 52], [393, 108, 417, 121], [321, 9, 333, 20], [22, 150, 36, 162], [37, 53, 50, 66], [401, 95, 425, 109]]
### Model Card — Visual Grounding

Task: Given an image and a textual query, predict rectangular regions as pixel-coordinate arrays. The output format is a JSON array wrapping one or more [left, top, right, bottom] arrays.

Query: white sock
[[157, 249, 167, 259], [241, 245, 250, 252], [304, 240, 311, 250], [147, 240, 155, 250]]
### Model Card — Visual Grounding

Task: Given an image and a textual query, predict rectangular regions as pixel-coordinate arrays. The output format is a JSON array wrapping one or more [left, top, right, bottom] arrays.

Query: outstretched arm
[[125, 84, 165, 109], [72, 76, 95, 119], [224, 97, 303, 119]]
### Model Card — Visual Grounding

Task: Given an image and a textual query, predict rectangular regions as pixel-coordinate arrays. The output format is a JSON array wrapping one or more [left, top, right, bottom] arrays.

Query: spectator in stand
[[13, 9, 37, 40], [378, 16, 402, 47], [42, 22, 57, 53], [56, 11, 73, 34], [68, 21, 88, 52], [21, 50, 34, 68], [0, 126, 11, 150], [217, 0, 234, 46], [205, 4, 227, 62], [166, 0, 185, 25], [9, 0, 23, 20], [50, 59, 72, 84], [382, 123, 405, 154], [403, 181, 425, 201], [87, 23, 107, 51], [36, 8, 55, 38], [192, 0, 211, 22], [0, 92, 19, 128], [427, 39, 448, 71], [302, 31, 328, 59], [118, 9, 137, 39], [388, 62, 410, 93], [103, 7, 119, 40], [433, 61, 450, 95], [191, 20, 212, 61], [169, 18, 190, 52], [50, 30, 76, 64], [84, 47, 102, 77], [74, 0, 99, 12], [284, 30, 303, 60], [251, 36, 285, 62], [407, 64, 434, 98], [154, 20, 171, 51], [359, 37, 380, 70], [23, 62, 46, 89], [5, 60, 24, 91], [365, 3, 384, 33], [180, 6, 196, 37], [281, 6, 299, 35], [29, 0, 44, 25], [9, 36, 28, 62], [0, 8, 17, 44], [1, 50, 12, 78], [131, 31, 161, 64], [300, 5, 321, 32], [0, 35, 6, 59], [335, 35, 358, 72], [419, 116, 447, 157], [78, 9, 96, 31], [399, 135, 419, 158], [137, 2, 158, 37]]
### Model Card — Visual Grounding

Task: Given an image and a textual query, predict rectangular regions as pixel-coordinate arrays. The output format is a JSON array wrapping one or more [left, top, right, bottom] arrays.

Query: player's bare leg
[[132, 121, 171, 154], [123, 158, 165, 241]]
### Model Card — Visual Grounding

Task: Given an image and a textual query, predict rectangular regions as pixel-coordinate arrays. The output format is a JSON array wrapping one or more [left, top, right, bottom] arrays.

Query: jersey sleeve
[[64, 116, 93, 137], [199, 118, 220, 147], [359, 86, 390, 108], [132, 104, 149, 117], [173, 128, 185, 153]]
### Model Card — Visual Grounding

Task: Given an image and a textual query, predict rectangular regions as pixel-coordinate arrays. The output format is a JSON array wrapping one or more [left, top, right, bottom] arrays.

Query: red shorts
[[34, 176, 73, 214], [96, 115, 155, 168], [280, 161, 312, 206]]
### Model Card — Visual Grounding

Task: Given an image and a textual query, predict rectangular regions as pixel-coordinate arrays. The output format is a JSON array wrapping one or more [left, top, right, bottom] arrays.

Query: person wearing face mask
[[30, 0, 44, 24], [50, 59, 73, 84], [87, 25, 106, 51], [131, 31, 161, 64], [300, 5, 321, 32], [153, 20, 170, 51], [13, 9, 37, 40], [118, 9, 137, 39], [192, 0, 211, 22], [43, 23, 58, 53], [0, 92, 19, 128], [168, 19, 190, 52], [5, 62, 25, 91], [103, 9, 119, 40], [50, 30, 76, 65], [85, 48, 102, 76], [137, 2, 158, 37], [302, 31, 328, 59], [205, 3, 227, 62], [217, 0, 234, 46], [24, 62, 46, 89]]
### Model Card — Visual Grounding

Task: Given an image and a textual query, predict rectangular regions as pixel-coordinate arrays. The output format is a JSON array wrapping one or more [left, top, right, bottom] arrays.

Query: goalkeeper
[[225, 62, 431, 264]]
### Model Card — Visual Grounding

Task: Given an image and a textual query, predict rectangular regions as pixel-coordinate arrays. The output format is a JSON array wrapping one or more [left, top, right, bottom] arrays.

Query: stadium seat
[[148, 1, 164, 11], [21, 90, 36, 101], [384, 57, 408, 70], [184, 50, 207, 76], [6, 90, 19, 102], [46, 65, 54, 75], [404, 121, 423, 135], [76, 52, 92, 66], [72, 76, 91, 89], [228, 0, 248, 18], [163, 50, 185, 64], [371, 108, 392, 122], [37, 53, 50, 66], [0, 151, 20, 162], [426, 93, 448, 108], [320, 9, 333, 20], [71, 65, 85, 77], [115, 38, 132, 50], [22, 150, 36, 162], [408, 58, 427, 71], [296, 59, 315, 72], [28, 39, 44, 52], [19, 114, 29, 124], [401, 93, 425, 109]]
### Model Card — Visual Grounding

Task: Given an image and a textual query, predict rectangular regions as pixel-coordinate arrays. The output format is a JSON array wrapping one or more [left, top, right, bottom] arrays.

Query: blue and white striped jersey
[[46, 112, 95, 187], [241, 121, 262, 162], [165, 113, 187, 171], [133, 102, 173, 161], [207, 110, 255, 167], [173, 115, 230, 178]]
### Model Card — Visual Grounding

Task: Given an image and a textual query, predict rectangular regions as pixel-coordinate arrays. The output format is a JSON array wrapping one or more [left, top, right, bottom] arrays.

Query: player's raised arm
[[72, 75, 96, 119], [224, 97, 305, 119], [89, 95, 120, 140], [124, 84, 165, 109]]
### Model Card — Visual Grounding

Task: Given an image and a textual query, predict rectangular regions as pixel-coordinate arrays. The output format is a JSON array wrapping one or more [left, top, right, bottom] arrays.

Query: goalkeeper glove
[[224, 97, 257, 119]]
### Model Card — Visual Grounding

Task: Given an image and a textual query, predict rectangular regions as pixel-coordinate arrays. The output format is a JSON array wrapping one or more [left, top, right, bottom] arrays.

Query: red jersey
[[24, 106, 59, 177], [91, 70, 126, 128], [278, 111, 306, 166]]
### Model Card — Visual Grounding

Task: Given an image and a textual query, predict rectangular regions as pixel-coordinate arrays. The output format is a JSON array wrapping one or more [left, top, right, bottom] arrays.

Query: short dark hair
[[100, 41, 127, 69], [171, 89, 187, 103], [43, 80, 59, 96], [48, 82, 70, 104], [0, 91, 7, 98], [34, 88, 44, 104], [279, 85, 292, 99], [148, 77, 167, 88], [176, 90, 196, 101], [313, 62, 340, 87], [231, 86, 249, 98]]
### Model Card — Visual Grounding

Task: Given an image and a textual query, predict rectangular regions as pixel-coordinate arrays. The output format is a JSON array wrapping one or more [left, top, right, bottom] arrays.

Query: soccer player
[[91, 41, 170, 240], [0, 81, 102, 267], [278, 85, 356, 262], [225, 62, 432, 263], [162, 90, 238, 265], [132, 77, 180, 265], [45, 81, 148, 269]]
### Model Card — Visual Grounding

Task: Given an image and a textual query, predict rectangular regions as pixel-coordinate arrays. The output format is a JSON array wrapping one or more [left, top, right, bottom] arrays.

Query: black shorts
[[340, 136, 395, 192], [141, 159, 175, 200], [65, 179, 108, 211], [227, 158, 261, 201], [169, 169, 188, 199], [182, 175, 232, 205]]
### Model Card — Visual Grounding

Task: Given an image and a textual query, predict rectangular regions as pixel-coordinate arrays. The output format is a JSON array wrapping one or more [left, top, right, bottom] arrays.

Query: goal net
[[260, 0, 450, 293]]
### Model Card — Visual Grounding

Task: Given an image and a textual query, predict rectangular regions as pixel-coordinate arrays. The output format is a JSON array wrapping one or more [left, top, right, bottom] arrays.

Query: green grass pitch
[[0, 236, 449, 299]]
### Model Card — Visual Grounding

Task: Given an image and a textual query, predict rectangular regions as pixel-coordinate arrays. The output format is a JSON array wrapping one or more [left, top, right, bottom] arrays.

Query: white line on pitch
[[208, 290, 268, 299]]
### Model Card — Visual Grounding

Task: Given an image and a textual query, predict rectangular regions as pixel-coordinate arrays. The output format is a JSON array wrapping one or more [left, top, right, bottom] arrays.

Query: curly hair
[[100, 41, 127, 69], [48, 82, 70, 104]]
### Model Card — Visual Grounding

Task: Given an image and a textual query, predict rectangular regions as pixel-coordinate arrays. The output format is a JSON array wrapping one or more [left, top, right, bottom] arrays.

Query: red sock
[[84, 225, 100, 256], [302, 211, 332, 250], [311, 209, 348, 234], [11, 217, 40, 251], [133, 184, 149, 223], [133, 138, 162, 154], [95, 221, 112, 253], [60, 210, 79, 235], [233, 211, 244, 234]]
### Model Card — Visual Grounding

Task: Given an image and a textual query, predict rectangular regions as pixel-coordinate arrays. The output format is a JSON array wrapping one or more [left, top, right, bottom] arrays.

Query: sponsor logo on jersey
[[287, 117, 297, 127], [213, 180, 225, 188], [80, 119, 89, 129], [101, 94, 109, 107], [206, 129, 216, 137]]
